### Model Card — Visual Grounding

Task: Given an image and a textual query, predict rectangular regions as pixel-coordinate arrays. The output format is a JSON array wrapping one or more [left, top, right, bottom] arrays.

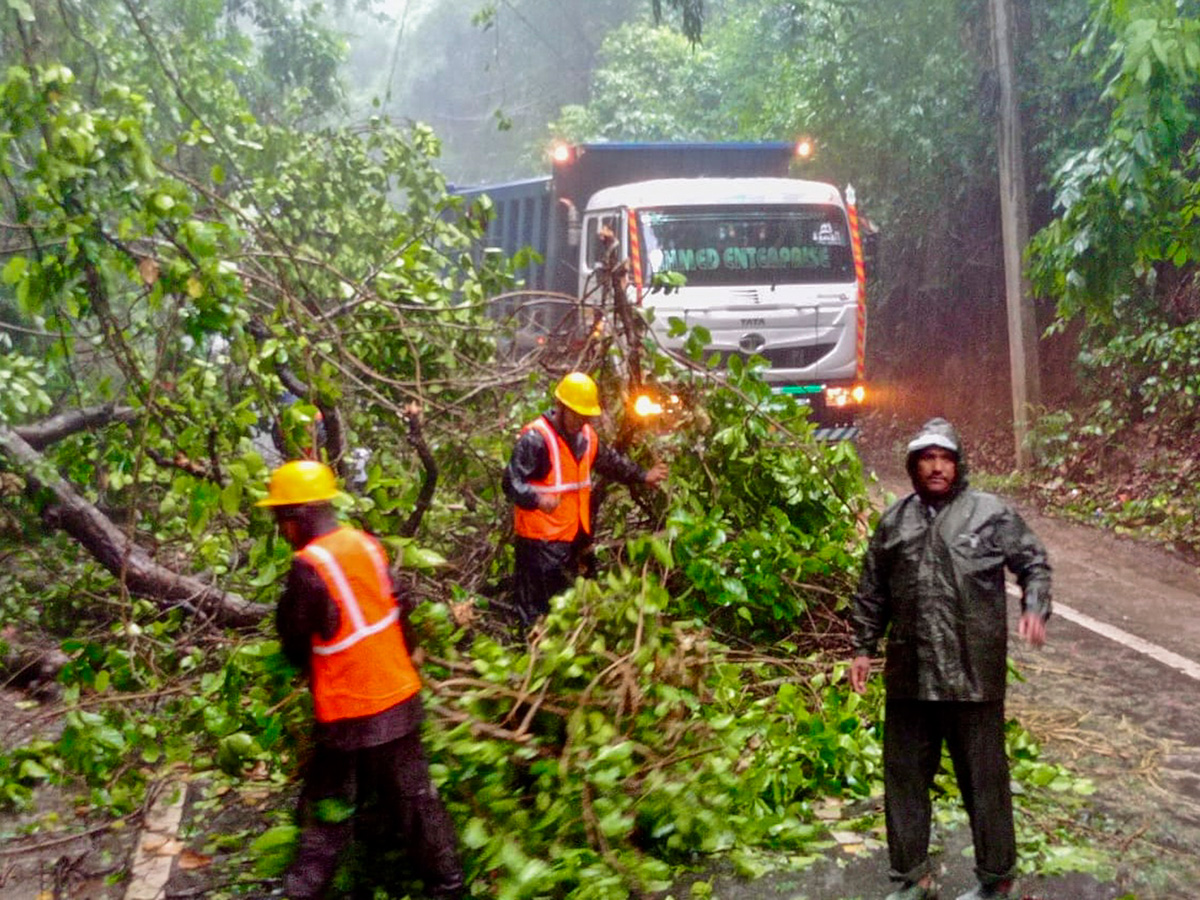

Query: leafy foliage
[[1015, 0, 1200, 547], [650, 363, 870, 637], [1029, 0, 1200, 329], [416, 575, 878, 899], [0, 0, 513, 594], [0, 3, 1170, 899], [1026, 0, 1200, 437], [551, 25, 726, 143], [0, 607, 300, 815]]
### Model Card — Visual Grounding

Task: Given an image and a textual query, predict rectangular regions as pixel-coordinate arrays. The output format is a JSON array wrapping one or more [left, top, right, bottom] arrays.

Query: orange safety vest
[[297, 527, 421, 723], [513, 416, 598, 543]]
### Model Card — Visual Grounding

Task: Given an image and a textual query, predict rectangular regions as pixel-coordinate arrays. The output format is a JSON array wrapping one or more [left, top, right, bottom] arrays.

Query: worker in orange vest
[[257, 460, 464, 900], [502, 372, 668, 627]]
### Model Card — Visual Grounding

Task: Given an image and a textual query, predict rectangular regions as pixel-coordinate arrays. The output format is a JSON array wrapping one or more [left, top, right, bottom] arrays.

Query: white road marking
[[125, 780, 188, 900], [1007, 584, 1200, 682]]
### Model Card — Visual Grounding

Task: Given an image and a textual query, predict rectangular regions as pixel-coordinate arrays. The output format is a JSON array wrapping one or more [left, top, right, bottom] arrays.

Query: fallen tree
[[2, 420, 266, 628]]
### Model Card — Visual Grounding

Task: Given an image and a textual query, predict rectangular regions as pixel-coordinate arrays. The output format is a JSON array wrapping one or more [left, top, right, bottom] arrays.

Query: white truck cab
[[580, 177, 864, 423]]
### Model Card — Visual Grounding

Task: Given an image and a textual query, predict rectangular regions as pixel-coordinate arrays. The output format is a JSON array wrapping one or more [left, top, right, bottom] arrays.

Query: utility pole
[[989, 0, 1041, 469]]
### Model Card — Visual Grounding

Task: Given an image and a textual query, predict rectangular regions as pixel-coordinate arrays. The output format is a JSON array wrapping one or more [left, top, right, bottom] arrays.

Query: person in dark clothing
[[257, 460, 464, 900], [849, 418, 1051, 900], [502, 372, 668, 628]]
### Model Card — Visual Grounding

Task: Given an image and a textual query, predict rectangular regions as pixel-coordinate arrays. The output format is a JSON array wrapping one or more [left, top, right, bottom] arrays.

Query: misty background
[[337, 0, 648, 185]]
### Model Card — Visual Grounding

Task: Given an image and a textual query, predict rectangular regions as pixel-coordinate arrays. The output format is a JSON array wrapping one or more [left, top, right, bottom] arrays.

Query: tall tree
[[539, 0, 1104, 432], [1028, 0, 1200, 425], [1, 0, 508, 625]]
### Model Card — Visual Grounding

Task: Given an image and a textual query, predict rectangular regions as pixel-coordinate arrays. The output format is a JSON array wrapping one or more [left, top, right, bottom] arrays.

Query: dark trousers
[[883, 699, 1016, 886], [283, 732, 464, 900], [512, 535, 593, 626]]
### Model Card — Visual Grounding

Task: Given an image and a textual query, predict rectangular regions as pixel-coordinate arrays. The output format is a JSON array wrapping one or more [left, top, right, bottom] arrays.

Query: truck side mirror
[[561, 199, 580, 247]]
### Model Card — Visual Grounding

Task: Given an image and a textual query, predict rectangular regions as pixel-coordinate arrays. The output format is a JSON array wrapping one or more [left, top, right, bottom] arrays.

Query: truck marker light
[[551, 143, 572, 165]]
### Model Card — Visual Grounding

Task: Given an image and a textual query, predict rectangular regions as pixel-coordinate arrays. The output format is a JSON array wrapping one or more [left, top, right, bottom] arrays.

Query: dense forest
[[375, 0, 1198, 544], [1, 0, 1197, 897]]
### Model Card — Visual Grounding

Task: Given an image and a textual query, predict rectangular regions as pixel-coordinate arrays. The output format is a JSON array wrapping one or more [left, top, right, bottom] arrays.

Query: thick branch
[[1, 424, 267, 627], [14, 404, 137, 451]]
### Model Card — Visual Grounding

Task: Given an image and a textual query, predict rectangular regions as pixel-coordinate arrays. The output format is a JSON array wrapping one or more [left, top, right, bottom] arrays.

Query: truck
[[457, 141, 869, 436]]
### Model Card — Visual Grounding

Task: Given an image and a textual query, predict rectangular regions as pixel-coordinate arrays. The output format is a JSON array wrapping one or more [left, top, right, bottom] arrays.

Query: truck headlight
[[826, 385, 866, 408]]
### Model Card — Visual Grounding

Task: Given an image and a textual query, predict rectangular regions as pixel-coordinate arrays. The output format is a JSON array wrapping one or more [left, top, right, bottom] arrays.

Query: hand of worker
[[536, 493, 561, 512], [644, 461, 668, 486], [1017, 611, 1047, 648], [849, 655, 872, 694]]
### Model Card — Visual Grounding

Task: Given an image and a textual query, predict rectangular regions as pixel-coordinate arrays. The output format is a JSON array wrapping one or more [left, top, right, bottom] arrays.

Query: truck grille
[[722, 343, 836, 369]]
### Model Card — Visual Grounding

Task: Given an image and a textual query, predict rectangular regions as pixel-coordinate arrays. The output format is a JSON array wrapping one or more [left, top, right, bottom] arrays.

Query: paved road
[[1002, 498, 1200, 898]]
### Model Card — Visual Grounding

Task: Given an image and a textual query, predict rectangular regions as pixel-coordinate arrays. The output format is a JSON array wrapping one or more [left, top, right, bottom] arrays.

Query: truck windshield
[[638, 205, 853, 286]]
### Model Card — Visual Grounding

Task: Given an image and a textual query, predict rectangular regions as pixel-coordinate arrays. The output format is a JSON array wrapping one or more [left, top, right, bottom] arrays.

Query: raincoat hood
[[905, 417, 968, 495]]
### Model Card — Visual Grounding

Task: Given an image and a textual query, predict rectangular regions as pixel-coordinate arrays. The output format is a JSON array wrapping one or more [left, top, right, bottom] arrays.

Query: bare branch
[[399, 403, 438, 538]]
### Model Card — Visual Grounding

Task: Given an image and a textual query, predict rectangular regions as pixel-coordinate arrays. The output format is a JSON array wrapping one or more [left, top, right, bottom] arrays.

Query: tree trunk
[[1, 424, 268, 628]]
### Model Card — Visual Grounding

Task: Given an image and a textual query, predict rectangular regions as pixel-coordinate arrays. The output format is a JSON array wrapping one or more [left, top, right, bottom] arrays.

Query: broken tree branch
[[13, 403, 137, 451], [0, 423, 267, 627]]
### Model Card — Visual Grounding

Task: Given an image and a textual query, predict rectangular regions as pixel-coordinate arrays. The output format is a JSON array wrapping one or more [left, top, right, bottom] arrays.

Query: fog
[[336, 0, 645, 185]]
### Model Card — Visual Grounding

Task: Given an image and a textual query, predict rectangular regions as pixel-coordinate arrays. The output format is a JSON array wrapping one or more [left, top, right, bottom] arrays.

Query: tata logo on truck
[[740, 317, 766, 327], [739, 333, 767, 353]]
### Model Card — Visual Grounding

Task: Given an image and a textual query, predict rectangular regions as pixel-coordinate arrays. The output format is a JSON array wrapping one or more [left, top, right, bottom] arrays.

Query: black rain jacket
[[852, 418, 1052, 701]]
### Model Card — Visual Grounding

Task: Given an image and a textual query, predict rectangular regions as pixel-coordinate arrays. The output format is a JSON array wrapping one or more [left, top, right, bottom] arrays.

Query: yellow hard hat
[[256, 460, 340, 507], [554, 372, 602, 416]]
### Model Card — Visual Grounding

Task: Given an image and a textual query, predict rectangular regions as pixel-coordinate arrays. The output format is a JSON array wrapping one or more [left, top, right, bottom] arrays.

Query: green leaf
[[649, 536, 673, 568], [401, 543, 447, 570], [17, 758, 51, 782], [462, 817, 490, 849], [6, 0, 34, 22], [219, 480, 242, 517], [250, 825, 299, 877], [1136, 54, 1152, 84], [598, 809, 632, 837], [1, 255, 27, 284]]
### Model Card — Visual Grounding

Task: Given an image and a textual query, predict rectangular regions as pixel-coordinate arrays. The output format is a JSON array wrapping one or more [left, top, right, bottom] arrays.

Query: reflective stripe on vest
[[304, 542, 399, 656], [527, 418, 594, 494], [298, 528, 421, 723], [513, 417, 597, 543]]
